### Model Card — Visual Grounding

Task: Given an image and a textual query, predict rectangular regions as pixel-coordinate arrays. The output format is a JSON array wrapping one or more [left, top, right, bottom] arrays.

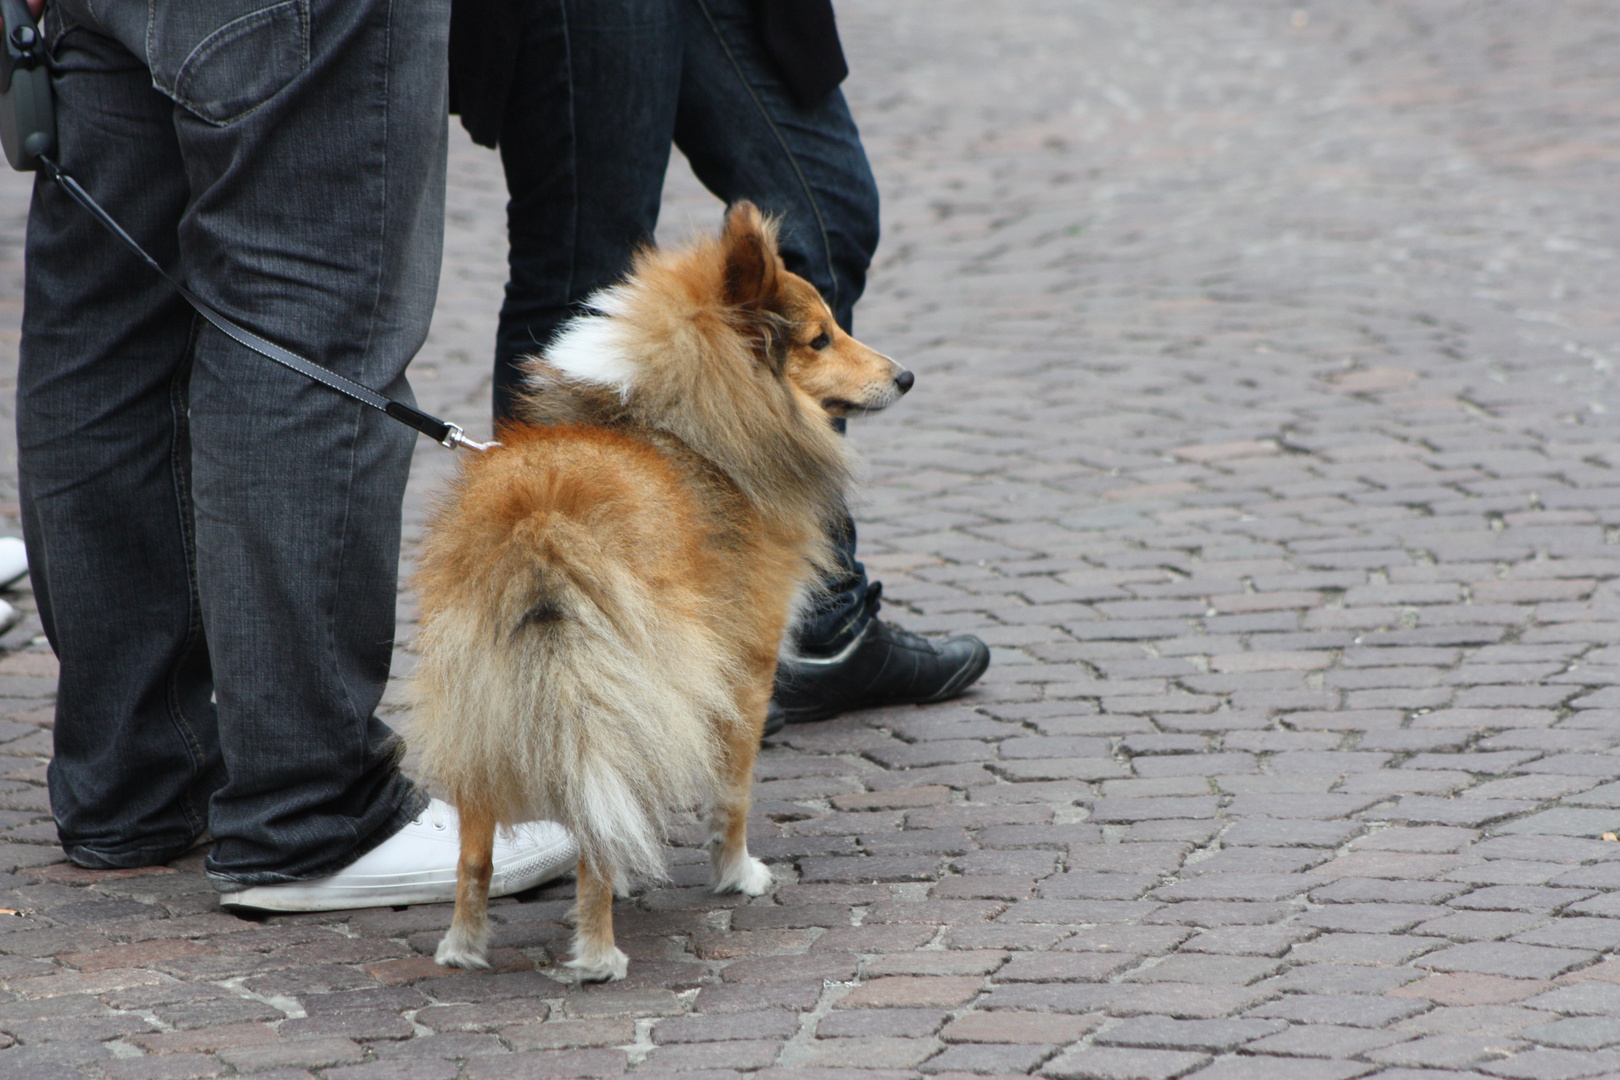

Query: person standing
[[21, 0, 574, 906], [452, 0, 990, 730]]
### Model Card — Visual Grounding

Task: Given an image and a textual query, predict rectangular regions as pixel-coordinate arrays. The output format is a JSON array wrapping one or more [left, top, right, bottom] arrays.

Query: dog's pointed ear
[[721, 202, 781, 311]]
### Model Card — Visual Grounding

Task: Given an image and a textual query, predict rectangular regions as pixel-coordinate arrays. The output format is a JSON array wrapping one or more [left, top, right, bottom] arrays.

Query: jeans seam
[[318, 0, 394, 848], [165, 1, 312, 126], [688, 0, 840, 318], [165, 316, 210, 841]]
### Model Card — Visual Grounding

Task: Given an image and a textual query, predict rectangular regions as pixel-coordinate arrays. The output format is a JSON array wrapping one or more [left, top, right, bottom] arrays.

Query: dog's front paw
[[565, 945, 629, 983], [714, 854, 772, 897], [434, 925, 492, 970]]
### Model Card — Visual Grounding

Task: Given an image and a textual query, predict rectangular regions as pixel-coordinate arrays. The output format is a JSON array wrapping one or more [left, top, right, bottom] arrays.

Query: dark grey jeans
[[490, 0, 881, 652], [19, 0, 444, 887]]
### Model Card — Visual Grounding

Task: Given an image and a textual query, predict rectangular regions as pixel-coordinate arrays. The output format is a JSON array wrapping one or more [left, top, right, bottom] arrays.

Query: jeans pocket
[[155, 0, 310, 126]]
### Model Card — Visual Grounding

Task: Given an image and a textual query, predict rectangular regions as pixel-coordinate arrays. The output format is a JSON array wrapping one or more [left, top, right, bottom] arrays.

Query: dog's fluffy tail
[[410, 511, 731, 885]]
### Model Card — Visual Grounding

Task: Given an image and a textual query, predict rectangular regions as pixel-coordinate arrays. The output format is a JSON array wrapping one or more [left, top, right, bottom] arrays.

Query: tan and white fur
[[409, 203, 910, 980]]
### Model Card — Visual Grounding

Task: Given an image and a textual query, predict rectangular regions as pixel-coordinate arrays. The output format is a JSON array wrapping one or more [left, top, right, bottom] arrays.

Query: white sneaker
[[217, 799, 577, 912], [0, 537, 27, 590], [0, 599, 19, 638]]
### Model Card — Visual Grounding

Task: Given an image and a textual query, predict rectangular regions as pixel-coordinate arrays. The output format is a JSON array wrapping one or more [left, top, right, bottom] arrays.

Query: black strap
[[37, 154, 488, 452]]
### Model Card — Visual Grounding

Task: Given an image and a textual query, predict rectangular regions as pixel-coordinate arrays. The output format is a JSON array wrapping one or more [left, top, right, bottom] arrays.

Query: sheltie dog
[[409, 203, 911, 980]]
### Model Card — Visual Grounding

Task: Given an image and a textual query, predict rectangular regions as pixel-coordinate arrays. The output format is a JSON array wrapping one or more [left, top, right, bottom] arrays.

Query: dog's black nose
[[894, 369, 915, 394]]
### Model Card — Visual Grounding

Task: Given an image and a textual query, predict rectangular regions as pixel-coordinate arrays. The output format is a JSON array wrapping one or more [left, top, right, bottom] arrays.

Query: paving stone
[[1447, 887, 1597, 914], [216, 1037, 367, 1071], [1106, 984, 1276, 1020], [1088, 799, 1222, 823], [1146, 902, 1295, 928], [836, 976, 984, 1009], [1119, 954, 1281, 986], [995, 951, 1136, 982], [794, 1035, 939, 1069], [1244, 995, 1430, 1028], [691, 983, 824, 1014], [1180, 1059, 1374, 1080], [819, 1009, 951, 1039], [1244, 1024, 1411, 1059], [1043, 1046, 1212, 1080], [1056, 927, 1192, 955], [920, 1044, 1051, 1074], [1412, 912, 1548, 942], [1518, 1017, 1620, 1051], [1416, 942, 1598, 981], [1180, 926, 1308, 958], [977, 983, 1120, 1014], [1475, 1048, 1620, 1079], [1396, 1005, 1556, 1037], [1513, 919, 1620, 951], [1522, 983, 1620, 1016], [1298, 905, 1450, 935], [940, 1011, 1098, 1043], [1387, 973, 1554, 1006], [1149, 875, 1312, 903], [1287, 934, 1443, 967], [1095, 1017, 1288, 1052], [503, 1020, 635, 1051], [1364, 1034, 1525, 1070], [462, 1049, 627, 1079], [1219, 820, 1361, 848]]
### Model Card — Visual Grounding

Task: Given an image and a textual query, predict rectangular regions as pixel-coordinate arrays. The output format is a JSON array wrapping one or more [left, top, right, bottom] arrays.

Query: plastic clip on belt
[[36, 157, 497, 453]]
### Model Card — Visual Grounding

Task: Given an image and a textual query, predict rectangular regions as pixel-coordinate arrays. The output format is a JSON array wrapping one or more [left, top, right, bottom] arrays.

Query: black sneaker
[[771, 589, 990, 725]]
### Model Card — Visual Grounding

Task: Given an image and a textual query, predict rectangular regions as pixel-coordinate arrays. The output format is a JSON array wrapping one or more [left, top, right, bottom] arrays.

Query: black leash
[[36, 155, 495, 453], [0, 0, 489, 451]]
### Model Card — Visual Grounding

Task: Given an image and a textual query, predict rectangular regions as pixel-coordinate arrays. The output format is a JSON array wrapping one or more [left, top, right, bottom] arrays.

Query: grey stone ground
[[4, 1, 1620, 1077]]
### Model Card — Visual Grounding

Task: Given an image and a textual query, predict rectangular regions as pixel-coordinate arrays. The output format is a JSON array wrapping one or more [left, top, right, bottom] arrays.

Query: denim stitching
[[162, 1, 311, 127], [689, 0, 840, 317], [320, 0, 397, 849], [166, 316, 210, 841]]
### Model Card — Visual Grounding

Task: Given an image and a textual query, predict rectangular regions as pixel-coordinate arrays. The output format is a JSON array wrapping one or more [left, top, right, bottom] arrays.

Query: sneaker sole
[[218, 842, 577, 913]]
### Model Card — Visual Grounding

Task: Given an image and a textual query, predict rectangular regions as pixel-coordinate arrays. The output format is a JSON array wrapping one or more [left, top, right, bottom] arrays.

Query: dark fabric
[[756, 0, 846, 107], [488, 0, 878, 652], [449, 0, 524, 148], [449, 0, 848, 147], [24, 0, 440, 886]]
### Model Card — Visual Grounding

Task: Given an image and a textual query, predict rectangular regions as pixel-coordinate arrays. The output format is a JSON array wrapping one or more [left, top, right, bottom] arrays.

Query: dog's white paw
[[714, 855, 772, 897], [434, 925, 491, 970], [565, 944, 629, 983]]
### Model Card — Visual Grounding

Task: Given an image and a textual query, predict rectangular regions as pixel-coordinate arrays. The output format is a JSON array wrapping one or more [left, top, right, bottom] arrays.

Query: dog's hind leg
[[434, 801, 496, 969], [709, 677, 773, 897], [564, 851, 628, 982]]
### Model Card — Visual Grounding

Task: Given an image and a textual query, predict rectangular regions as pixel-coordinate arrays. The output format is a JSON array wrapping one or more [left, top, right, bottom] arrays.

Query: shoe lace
[[861, 583, 937, 653]]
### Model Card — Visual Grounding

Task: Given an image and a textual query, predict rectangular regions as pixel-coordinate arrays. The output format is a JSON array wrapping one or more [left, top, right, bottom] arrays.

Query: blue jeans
[[20, 0, 444, 887], [491, 0, 879, 651]]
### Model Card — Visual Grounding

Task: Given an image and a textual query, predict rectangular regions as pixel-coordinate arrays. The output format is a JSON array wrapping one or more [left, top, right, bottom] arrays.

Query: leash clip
[[441, 423, 500, 453]]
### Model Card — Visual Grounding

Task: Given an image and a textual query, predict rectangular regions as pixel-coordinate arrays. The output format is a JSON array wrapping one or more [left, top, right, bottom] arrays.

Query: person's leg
[[673, 0, 878, 658], [21, 4, 221, 869], [676, 0, 988, 719], [142, 0, 445, 887], [28, 0, 576, 901], [676, 0, 877, 333], [493, 0, 683, 425], [32, 0, 440, 885]]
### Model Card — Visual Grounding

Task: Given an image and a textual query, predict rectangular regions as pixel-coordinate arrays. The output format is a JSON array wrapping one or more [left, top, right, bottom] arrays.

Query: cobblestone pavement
[[4, 1, 1620, 1077]]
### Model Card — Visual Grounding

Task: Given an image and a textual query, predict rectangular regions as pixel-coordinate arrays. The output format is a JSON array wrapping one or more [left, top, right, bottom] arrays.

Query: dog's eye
[[809, 332, 831, 350]]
